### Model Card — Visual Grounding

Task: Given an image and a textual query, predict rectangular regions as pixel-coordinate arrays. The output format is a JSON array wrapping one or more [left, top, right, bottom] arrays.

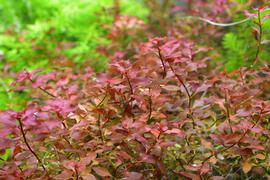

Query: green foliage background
[[0, 0, 149, 111], [221, 8, 270, 71]]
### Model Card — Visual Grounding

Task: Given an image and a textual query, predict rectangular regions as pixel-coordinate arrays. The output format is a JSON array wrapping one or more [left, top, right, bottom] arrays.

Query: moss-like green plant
[[221, 7, 270, 71]]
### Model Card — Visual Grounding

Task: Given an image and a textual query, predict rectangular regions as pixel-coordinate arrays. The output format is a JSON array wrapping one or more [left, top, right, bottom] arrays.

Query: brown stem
[[239, 68, 245, 86], [124, 73, 134, 115], [157, 46, 167, 78], [187, 153, 196, 165], [29, 78, 56, 98], [53, 145, 60, 162], [30, 78, 75, 153], [124, 73, 133, 95], [96, 90, 108, 108], [113, 0, 120, 19], [148, 95, 152, 121], [168, 62, 192, 113], [97, 114, 105, 143], [18, 118, 49, 175], [188, 113, 196, 129], [38, 86, 56, 98], [224, 89, 233, 133], [74, 167, 79, 180], [253, 9, 263, 66]]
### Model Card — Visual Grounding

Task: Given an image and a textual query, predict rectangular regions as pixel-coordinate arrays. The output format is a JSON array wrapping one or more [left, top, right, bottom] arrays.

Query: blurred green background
[[0, 0, 149, 110]]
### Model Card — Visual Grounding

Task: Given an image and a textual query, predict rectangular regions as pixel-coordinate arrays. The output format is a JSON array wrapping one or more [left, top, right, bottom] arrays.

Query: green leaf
[[0, 149, 11, 161]]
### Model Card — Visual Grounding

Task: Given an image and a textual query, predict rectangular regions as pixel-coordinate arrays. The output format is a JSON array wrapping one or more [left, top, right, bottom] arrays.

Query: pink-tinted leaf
[[32, 72, 57, 88], [236, 108, 251, 117], [93, 167, 111, 177], [263, 13, 270, 21], [124, 171, 143, 180], [211, 176, 225, 180], [11, 70, 40, 86], [44, 119, 62, 130], [55, 170, 74, 180], [161, 85, 181, 91], [175, 171, 201, 180], [165, 128, 185, 138], [117, 151, 132, 160], [200, 163, 210, 175], [82, 173, 96, 180], [244, 10, 256, 18]]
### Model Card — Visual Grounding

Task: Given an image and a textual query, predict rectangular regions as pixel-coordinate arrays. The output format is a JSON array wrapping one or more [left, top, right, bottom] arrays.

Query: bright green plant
[[221, 7, 270, 71], [0, 0, 148, 72]]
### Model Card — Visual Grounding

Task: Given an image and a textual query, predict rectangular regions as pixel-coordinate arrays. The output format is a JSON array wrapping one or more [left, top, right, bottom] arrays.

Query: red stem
[[18, 118, 49, 175], [157, 46, 167, 78], [224, 89, 233, 133], [168, 62, 192, 113], [124, 73, 133, 95], [148, 95, 153, 121], [29, 78, 56, 98]]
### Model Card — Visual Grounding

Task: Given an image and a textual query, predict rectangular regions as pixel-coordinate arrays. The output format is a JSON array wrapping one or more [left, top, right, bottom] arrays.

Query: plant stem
[[97, 114, 105, 143], [38, 86, 56, 98], [168, 62, 192, 114], [29, 78, 56, 98], [253, 9, 263, 66], [224, 89, 233, 133], [75, 167, 79, 180], [17, 118, 49, 175], [124, 73, 133, 95], [156, 48, 192, 113], [124, 72, 134, 115], [96, 90, 108, 108], [157, 46, 167, 78], [148, 95, 152, 121]]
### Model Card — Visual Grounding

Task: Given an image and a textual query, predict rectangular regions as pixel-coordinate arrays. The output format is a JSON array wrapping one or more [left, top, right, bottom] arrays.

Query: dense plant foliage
[[1, 36, 270, 179], [1, 0, 270, 179]]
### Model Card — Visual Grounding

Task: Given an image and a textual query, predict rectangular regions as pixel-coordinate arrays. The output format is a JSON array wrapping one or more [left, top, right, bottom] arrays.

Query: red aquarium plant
[[0, 37, 270, 179]]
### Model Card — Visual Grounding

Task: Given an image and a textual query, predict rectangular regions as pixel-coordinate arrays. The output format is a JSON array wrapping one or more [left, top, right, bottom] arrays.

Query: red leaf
[[263, 13, 270, 21], [211, 176, 224, 180], [32, 72, 57, 88], [161, 85, 181, 91], [55, 170, 73, 180], [117, 150, 132, 160], [165, 128, 185, 138], [11, 70, 40, 86], [200, 163, 210, 175], [244, 10, 256, 18], [93, 167, 111, 177], [82, 174, 96, 180], [125, 171, 143, 180], [175, 171, 201, 180]]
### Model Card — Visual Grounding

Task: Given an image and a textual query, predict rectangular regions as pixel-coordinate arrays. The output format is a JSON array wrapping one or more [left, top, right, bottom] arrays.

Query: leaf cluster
[[1, 37, 270, 179]]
